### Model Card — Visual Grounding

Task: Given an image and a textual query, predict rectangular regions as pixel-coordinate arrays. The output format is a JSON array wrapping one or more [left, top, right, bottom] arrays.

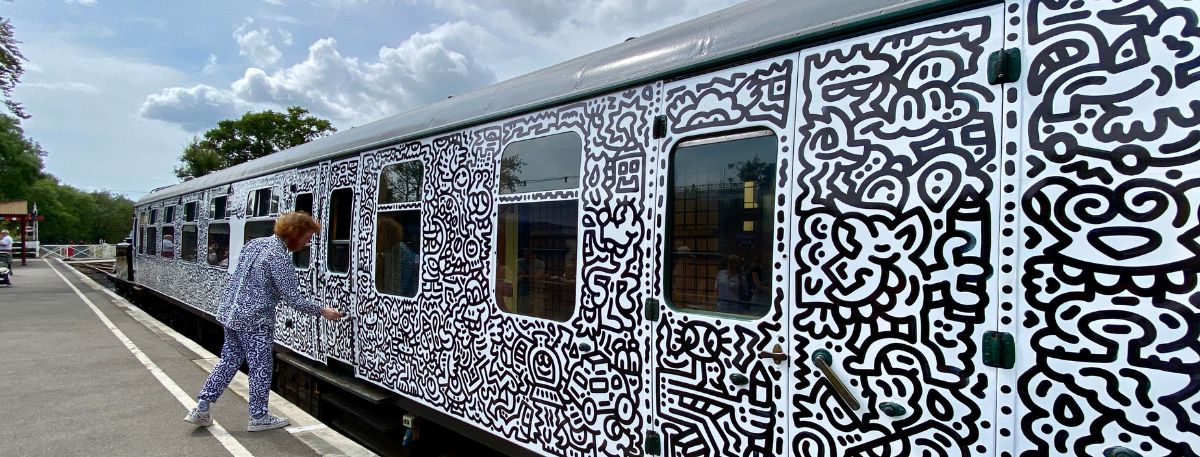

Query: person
[[184, 212, 344, 432], [745, 257, 769, 313], [515, 249, 546, 314], [715, 255, 744, 314], [0, 230, 12, 273], [161, 234, 175, 258]]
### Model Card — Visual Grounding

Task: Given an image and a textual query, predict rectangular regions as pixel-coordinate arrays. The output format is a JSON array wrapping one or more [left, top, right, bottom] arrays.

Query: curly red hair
[[274, 211, 320, 243]]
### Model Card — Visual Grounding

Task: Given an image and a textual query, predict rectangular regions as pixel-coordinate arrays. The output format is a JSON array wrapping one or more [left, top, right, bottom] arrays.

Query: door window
[[326, 188, 352, 274], [667, 130, 776, 318]]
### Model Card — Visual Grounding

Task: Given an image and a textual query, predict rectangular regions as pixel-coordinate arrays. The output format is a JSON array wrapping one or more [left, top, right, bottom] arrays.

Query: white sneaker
[[247, 413, 289, 432], [184, 407, 213, 427]]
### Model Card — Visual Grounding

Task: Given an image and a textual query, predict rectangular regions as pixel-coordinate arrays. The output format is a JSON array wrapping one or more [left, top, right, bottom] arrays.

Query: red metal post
[[18, 216, 26, 266]]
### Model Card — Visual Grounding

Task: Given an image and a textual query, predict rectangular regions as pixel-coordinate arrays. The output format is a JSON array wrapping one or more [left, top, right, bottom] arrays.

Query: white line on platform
[[46, 260, 256, 457], [286, 424, 328, 434]]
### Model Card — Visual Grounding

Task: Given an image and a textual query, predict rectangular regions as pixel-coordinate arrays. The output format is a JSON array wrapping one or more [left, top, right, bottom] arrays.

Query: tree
[[175, 106, 336, 178], [0, 17, 28, 119], [0, 114, 45, 199]]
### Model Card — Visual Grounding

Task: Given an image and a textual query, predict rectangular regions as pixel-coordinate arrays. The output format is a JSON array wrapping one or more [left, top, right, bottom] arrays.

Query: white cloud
[[234, 18, 287, 68], [145, 21, 496, 129], [65, 0, 98, 5], [139, 85, 247, 132], [202, 53, 219, 74], [263, 0, 285, 5]]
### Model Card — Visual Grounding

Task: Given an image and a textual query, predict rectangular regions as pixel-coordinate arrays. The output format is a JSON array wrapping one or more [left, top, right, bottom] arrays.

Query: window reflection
[[327, 188, 352, 273], [495, 200, 578, 322], [293, 193, 314, 269], [376, 211, 420, 297], [181, 225, 198, 261], [498, 132, 582, 194], [208, 223, 230, 267], [669, 131, 776, 318]]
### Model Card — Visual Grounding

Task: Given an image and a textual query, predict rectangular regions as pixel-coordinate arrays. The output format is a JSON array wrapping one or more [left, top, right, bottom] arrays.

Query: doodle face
[[791, 8, 1002, 457], [1020, 1, 1200, 456]]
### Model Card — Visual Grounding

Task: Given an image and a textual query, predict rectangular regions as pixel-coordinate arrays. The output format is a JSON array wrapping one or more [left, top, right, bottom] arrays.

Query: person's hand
[[320, 307, 344, 321]]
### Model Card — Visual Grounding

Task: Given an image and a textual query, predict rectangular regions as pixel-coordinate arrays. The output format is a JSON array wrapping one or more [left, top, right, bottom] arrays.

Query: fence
[[39, 244, 117, 260]]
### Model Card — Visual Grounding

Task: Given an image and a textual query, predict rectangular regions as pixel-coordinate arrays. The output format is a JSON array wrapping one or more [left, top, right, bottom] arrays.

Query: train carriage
[[124, 0, 1200, 456]]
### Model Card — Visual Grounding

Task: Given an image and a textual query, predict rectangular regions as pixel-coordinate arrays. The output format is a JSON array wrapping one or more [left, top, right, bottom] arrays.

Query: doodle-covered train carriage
[[123, 0, 1200, 456]]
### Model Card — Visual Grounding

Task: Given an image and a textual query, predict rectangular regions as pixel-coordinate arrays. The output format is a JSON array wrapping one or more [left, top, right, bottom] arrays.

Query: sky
[[6, 0, 742, 200]]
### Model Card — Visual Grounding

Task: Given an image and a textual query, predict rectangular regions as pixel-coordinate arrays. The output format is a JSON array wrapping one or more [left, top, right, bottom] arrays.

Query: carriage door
[[319, 158, 360, 363], [276, 166, 324, 361], [651, 56, 796, 456], [788, 6, 1004, 456]]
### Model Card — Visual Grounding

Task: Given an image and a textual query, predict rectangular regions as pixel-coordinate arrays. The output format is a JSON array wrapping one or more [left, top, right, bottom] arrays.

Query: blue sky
[[7, 0, 740, 198]]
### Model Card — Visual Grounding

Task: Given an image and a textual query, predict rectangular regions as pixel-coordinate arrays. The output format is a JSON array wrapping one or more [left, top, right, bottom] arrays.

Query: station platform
[[0, 259, 376, 457]]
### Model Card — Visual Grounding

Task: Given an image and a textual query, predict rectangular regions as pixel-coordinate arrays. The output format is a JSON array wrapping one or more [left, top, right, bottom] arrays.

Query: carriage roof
[[139, 0, 970, 205]]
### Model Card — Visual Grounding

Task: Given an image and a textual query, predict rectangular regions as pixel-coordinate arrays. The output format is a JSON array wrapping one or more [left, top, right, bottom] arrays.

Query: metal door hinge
[[644, 430, 661, 455], [981, 331, 1016, 369], [988, 48, 1021, 84], [653, 115, 668, 139], [645, 297, 660, 321]]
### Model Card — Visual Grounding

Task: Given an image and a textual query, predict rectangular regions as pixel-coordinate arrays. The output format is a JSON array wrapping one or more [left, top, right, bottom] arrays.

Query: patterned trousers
[[197, 326, 274, 418]]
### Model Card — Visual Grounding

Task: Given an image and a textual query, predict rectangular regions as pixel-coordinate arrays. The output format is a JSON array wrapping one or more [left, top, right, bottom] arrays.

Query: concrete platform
[[0, 259, 376, 457]]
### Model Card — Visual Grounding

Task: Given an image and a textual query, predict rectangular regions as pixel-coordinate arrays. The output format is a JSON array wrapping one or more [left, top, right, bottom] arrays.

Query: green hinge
[[981, 331, 1016, 369], [987, 48, 1022, 85], [644, 430, 661, 455], [652, 115, 667, 139], [645, 297, 660, 321]]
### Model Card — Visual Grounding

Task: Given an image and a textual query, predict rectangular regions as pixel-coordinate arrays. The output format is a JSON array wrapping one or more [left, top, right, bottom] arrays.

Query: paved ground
[[0, 259, 375, 457]]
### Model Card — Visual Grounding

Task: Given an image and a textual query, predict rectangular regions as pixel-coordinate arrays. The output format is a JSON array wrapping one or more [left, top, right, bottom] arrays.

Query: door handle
[[758, 343, 788, 363], [812, 349, 861, 411]]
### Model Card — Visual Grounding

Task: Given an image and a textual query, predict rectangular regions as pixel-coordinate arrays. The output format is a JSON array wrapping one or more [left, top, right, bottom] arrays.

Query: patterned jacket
[[217, 235, 322, 331]]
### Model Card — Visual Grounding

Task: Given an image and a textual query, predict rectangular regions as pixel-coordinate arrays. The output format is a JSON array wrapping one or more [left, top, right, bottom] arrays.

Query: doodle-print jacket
[[217, 235, 322, 331]]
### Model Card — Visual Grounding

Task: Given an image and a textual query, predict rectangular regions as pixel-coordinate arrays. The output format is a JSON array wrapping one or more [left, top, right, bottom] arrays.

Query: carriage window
[[210, 196, 228, 220], [138, 211, 147, 254], [184, 202, 198, 222], [181, 225, 198, 261], [161, 206, 176, 259], [293, 193, 314, 269], [376, 161, 422, 297], [161, 226, 175, 259], [494, 132, 582, 322], [244, 220, 276, 244], [498, 132, 582, 194], [146, 226, 158, 256], [149, 209, 158, 224], [668, 130, 776, 318], [247, 188, 276, 218], [379, 161, 423, 203], [327, 188, 352, 274], [207, 222, 230, 267]]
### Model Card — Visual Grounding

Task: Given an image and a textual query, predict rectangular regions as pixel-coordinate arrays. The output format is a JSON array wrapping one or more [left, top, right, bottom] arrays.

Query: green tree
[[0, 17, 28, 119], [175, 106, 336, 179], [0, 114, 44, 200]]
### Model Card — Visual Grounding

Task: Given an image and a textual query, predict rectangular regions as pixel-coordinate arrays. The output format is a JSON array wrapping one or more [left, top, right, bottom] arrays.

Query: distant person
[[715, 255, 744, 314], [161, 234, 175, 258], [0, 230, 11, 273], [184, 212, 344, 432]]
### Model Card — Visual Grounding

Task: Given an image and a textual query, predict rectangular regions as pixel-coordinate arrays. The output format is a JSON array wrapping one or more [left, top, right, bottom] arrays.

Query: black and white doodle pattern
[[277, 166, 324, 361], [1019, 1, 1200, 456], [791, 9, 1002, 457], [654, 56, 793, 457], [127, 2, 1200, 456], [322, 158, 361, 364]]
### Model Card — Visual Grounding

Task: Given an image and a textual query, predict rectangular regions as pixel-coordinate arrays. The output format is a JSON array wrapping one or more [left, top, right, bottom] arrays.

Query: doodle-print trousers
[[197, 325, 274, 418]]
